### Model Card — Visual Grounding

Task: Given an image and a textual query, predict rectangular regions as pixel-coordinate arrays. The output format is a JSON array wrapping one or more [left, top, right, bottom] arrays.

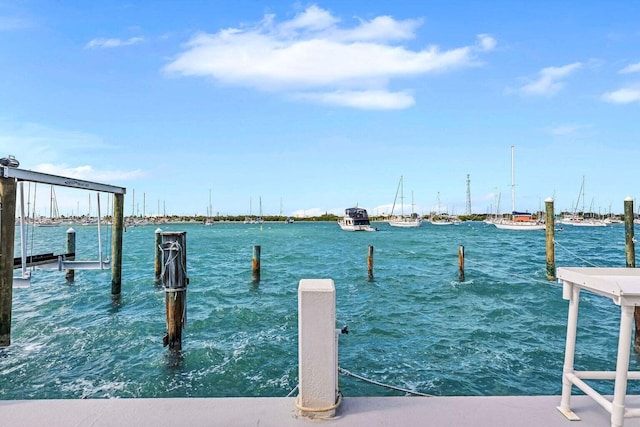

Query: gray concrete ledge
[[3, 395, 640, 426]]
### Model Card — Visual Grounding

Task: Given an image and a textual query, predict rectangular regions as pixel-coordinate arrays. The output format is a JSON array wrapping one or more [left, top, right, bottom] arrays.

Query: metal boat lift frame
[[1, 164, 127, 345]]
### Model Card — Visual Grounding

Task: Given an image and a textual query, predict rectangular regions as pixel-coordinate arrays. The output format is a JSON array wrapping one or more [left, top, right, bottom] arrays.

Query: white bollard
[[296, 279, 339, 418]]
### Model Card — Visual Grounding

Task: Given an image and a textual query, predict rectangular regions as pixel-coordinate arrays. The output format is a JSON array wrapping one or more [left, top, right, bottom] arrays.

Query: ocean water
[[2, 220, 638, 399]]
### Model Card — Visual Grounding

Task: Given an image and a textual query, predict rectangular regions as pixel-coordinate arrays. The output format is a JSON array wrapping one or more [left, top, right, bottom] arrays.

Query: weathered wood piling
[[0, 176, 17, 346], [458, 245, 465, 282], [252, 245, 261, 283], [65, 228, 76, 282], [111, 193, 125, 297], [625, 197, 635, 268], [623, 197, 640, 352], [161, 231, 188, 350], [367, 245, 374, 281], [154, 228, 162, 284], [545, 197, 555, 281]]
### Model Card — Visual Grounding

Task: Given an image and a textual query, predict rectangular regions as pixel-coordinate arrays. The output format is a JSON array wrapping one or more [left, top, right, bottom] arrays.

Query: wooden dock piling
[[545, 197, 556, 281], [623, 197, 640, 352], [458, 245, 465, 282], [0, 175, 17, 346], [367, 245, 374, 281], [161, 232, 188, 350], [65, 228, 76, 282], [625, 197, 635, 269], [252, 245, 261, 283], [154, 228, 162, 284], [111, 193, 124, 297]]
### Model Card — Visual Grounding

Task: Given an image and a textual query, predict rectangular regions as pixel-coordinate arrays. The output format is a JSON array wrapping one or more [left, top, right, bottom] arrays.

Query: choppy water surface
[[2, 221, 637, 399]]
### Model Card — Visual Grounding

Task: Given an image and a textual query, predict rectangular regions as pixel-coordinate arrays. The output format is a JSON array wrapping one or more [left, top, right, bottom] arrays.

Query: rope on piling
[[338, 366, 433, 397], [294, 391, 343, 413], [159, 240, 188, 327], [159, 241, 188, 284]]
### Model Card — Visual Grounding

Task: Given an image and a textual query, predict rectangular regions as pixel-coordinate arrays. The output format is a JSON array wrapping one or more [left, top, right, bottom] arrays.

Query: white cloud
[[164, 5, 495, 110], [0, 120, 145, 184], [476, 34, 497, 51], [294, 89, 414, 110], [33, 163, 145, 182], [620, 62, 640, 74], [519, 62, 582, 96], [602, 87, 640, 104], [85, 36, 144, 49]]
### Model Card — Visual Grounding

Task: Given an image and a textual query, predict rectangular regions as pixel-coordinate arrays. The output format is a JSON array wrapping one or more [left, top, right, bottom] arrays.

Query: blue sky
[[1, 1, 639, 218]]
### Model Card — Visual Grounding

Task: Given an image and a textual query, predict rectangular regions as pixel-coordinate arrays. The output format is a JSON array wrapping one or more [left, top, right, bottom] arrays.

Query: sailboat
[[204, 189, 214, 225], [559, 176, 605, 227], [256, 197, 264, 224], [244, 197, 254, 224], [494, 146, 545, 230], [34, 185, 62, 226], [429, 192, 457, 225], [388, 176, 422, 228]]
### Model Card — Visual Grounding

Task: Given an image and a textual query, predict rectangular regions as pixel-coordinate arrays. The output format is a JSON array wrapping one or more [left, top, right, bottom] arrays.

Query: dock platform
[[3, 395, 640, 426]]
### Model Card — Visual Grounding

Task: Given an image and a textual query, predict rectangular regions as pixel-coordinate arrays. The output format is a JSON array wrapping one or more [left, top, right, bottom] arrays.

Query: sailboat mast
[[400, 176, 404, 216], [208, 188, 212, 218], [510, 145, 516, 213]]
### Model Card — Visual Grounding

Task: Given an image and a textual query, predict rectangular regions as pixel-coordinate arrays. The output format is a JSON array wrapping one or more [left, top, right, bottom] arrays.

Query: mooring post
[[458, 245, 465, 282], [625, 197, 635, 268], [65, 228, 76, 282], [154, 228, 162, 285], [0, 175, 17, 347], [545, 197, 556, 281], [111, 193, 125, 297], [296, 279, 338, 419], [161, 231, 188, 350], [252, 245, 261, 283], [623, 197, 640, 352], [367, 245, 374, 281]]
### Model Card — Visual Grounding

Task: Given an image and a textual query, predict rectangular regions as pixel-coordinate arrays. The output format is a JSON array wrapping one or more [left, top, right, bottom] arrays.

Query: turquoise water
[[2, 221, 638, 399]]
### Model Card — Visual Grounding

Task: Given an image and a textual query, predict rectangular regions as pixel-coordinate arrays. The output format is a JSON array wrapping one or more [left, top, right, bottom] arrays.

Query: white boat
[[494, 212, 545, 230], [430, 216, 458, 225], [494, 146, 545, 231], [338, 207, 378, 231], [204, 189, 214, 226], [244, 196, 263, 224], [559, 177, 606, 227], [429, 192, 458, 225], [388, 176, 422, 228], [35, 185, 62, 226]]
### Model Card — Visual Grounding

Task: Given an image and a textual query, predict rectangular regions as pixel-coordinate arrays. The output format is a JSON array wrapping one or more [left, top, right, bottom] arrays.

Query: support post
[[65, 228, 76, 282], [111, 193, 124, 297], [0, 175, 17, 347], [545, 197, 556, 281], [367, 245, 374, 281], [458, 245, 465, 282], [624, 197, 640, 352], [296, 279, 338, 419], [252, 245, 261, 283], [161, 232, 187, 350], [154, 228, 162, 284], [625, 197, 635, 268]]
